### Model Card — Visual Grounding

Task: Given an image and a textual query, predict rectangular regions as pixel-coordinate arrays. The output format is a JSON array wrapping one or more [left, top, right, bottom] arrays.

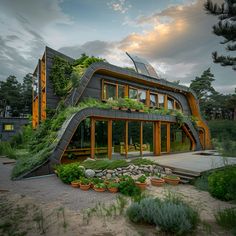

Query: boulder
[[85, 169, 95, 178]]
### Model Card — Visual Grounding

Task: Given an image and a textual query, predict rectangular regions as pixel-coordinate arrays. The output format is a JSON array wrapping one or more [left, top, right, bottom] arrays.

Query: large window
[[150, 93, 158, 107], [95, 120, 108, 158], [3, 124, 14, 131], [103, 82, 116, 100], [129, 88, 138, 100], [138, 89, 146, 104], [158, 94, 165, 108], [175, 101, 182, 111], [167, 97, 174, 110], [118, 85, 125, 98]]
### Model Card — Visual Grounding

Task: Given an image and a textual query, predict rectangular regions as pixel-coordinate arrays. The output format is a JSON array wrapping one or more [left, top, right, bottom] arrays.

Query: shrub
[[0, 142, 16, 159], [118, 176, 141, 197], [193, 174, 209, 191], [215, 207, 236, 231], [208, 166, 236, 201], [56, 163, 85, 184], [126, 196, 199, 235]]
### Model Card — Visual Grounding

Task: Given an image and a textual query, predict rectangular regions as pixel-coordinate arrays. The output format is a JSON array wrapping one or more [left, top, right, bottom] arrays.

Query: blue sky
[[0, 0, 235, 93]]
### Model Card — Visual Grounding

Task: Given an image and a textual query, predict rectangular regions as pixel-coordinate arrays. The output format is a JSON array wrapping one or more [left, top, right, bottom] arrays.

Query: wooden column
[[164, 95, 168, 109], [166, 123, 171, 153], [146, 90, 150, 107], [125, 121, 128, 158], [90, 118, 95, 159], [108, 120, 112, 159], [154, 121, 161, 156], [124, 85, 129, 97], [140, 122, 143, 157]]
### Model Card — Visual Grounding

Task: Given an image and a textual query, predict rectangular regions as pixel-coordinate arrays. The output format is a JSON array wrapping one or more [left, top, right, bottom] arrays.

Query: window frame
[[3, 123, 14, 132], [128, 87, 138, 100], [149, 92, 158, 107]]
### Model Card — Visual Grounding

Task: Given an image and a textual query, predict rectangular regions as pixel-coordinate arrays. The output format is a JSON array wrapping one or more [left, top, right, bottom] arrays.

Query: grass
[[215, 207, 236, 233], [193, 173, 209, 191], [80, 158, 157, 170]]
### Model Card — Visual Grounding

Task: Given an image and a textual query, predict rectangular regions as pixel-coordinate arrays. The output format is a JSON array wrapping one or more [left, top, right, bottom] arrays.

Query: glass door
[[95, 120, 108, 158], [161, 123, 167, 153]]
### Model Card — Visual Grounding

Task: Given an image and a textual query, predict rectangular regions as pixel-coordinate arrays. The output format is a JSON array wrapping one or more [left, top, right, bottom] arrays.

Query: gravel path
[[0, 157, 116, 212]]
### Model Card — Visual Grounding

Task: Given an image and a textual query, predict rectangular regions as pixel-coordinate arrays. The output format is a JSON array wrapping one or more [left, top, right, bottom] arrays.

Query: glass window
[[175, 101, 182, 111], [168, 98, 174, 109], [129, 88, 138, 100], [158, 94, 165, 108], [104, 83, 116, 100], [3, 124, 14, 131], [138, 89, 146, 104], [118, 85, 125, 98], [150, 93, 158, 107]]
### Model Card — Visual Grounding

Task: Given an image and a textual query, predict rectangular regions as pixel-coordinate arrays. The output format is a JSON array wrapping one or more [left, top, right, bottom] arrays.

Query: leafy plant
[[215, 207, 236, 231], [56, 163, 85, 184], [118, 176, 141, 197], [137, 175, 147, 183], [94, 183, 106, 189], [108, 182, 119, 188], [208, 166, 236, 201], [165, 175, 179, 180], [79, 177, 90, 185]]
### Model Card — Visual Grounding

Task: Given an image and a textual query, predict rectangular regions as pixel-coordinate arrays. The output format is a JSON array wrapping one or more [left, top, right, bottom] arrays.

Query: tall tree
[[190, 68, 216, 118], [205, 0, 236, 70]]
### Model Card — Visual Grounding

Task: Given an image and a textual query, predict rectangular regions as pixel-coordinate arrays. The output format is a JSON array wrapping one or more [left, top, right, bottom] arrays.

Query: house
[[29, 46, 211, 176]]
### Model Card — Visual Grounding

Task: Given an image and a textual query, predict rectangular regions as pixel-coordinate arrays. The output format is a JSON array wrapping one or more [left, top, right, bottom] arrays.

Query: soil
[[0, 157, 235, 236]]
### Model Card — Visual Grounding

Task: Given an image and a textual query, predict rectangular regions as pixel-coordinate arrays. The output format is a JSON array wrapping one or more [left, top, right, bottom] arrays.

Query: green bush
[[56, 163, 85, 184], [0, 142, 17, 159], [215, 207, 236, 231], [208, 166, 236, 201], [130, 158, 156, 166], [126, 196, 199, 235], [118, 175, 141, 197], [193, 174, 209, 191]]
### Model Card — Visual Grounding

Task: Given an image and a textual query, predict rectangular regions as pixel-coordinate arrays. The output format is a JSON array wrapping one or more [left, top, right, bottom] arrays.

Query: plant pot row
[[71, 182, 118, 193], [112, 106, 144, 112]]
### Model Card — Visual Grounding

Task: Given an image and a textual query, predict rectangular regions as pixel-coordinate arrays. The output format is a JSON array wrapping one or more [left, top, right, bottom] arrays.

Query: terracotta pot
[[71, 182, 80, 188], [94, 187, 106, 192], [163, 176, 180, 185], [130, 109, 136, 112], [139, 109, 144, 112], [150, 178, 165, 187], [80, 184, 90, 191], [120, 107, 128, 111], [112, 106, 119, 110], [135, 182, 147, 190], [108, 187, 118, 193]]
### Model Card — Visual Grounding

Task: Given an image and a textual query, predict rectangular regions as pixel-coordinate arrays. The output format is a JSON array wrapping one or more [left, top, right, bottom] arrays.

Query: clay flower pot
[[130, 108, 136, 112], [71, 181, 80, 188], [112, 106, 119, 110], [150, 178, 165, 187], [163, 176, 180, 185], [94, 187, 106, 192], [80, 184, 91, 191], [108, 187, 118, 193], [120, 107, 128, 111], [135, 182, 147, 190]]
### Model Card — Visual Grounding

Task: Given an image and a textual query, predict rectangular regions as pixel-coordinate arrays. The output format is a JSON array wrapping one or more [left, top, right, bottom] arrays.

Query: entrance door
[[143, 122, 154, 156]]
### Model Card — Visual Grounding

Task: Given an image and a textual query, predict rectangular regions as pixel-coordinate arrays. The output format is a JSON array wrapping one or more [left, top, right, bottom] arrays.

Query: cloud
[[0, 0, 72, 81], [107, 0, 132, 14]]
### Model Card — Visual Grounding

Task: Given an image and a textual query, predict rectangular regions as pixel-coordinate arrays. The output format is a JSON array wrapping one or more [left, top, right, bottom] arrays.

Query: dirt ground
[[0, 157, 235, 236]]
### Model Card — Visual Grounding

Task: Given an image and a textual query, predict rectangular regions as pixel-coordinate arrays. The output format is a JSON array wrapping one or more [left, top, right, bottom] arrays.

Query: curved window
[[175, 101, 182, 111], [150, 93, 158, 107], [158, 94, 165, 108], [103, 83, 116, 100], [167, 97, 174, 109], [138, 89, 146, 104], [129, 88, 138, 100]]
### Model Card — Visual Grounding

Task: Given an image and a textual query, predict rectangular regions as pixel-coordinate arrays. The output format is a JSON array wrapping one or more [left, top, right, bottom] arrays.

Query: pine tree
[[205, 0, 236, 70]]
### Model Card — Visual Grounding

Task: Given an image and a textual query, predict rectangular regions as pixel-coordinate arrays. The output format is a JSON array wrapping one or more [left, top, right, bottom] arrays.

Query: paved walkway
[[0, 157, 116, 212], [146, 150, 236, 173]]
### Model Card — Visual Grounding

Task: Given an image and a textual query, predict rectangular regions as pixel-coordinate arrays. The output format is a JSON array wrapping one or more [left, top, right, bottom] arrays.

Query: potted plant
[[135, 175, 147, 190], [93, 183, 106, 192], [150, 173, 165, 187], [163, 175, 180, 185], [91, 178, 103, 189], [108, 99, 119, 110], [79, 177, 91, 190], [107, 182, 119, 193], [71, 179, 80, 188]]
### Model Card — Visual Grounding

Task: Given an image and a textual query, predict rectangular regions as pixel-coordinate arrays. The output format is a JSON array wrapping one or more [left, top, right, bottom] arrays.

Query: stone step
[[172, 170, 200, 178], [173, 173, 194, 180]]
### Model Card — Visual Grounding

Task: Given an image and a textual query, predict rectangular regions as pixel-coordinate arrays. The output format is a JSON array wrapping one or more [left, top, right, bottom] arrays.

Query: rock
[[107, 170, 113, 173], [85, 169, 95, 178], [117, 168, 122, 171], [165, 168, 172, 175], [96, 172, 103, 177], [106, 173, 112, 179]]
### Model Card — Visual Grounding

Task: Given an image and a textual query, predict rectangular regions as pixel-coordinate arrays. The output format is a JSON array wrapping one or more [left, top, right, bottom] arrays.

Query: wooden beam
[[166, 123, 171, 153], [90, 118, 95, 159], [124, 85, 129, 98], [108, 120, 112, 159], [140, 122, 143, 156], [164, 95, 168, 109], [154, 122, 161, 155], [146, 90, 150, 107], [125, 121, 128, 158]]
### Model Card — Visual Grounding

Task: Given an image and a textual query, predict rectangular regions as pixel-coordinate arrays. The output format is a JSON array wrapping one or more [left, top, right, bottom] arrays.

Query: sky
[[0, 0, 235, 94]]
